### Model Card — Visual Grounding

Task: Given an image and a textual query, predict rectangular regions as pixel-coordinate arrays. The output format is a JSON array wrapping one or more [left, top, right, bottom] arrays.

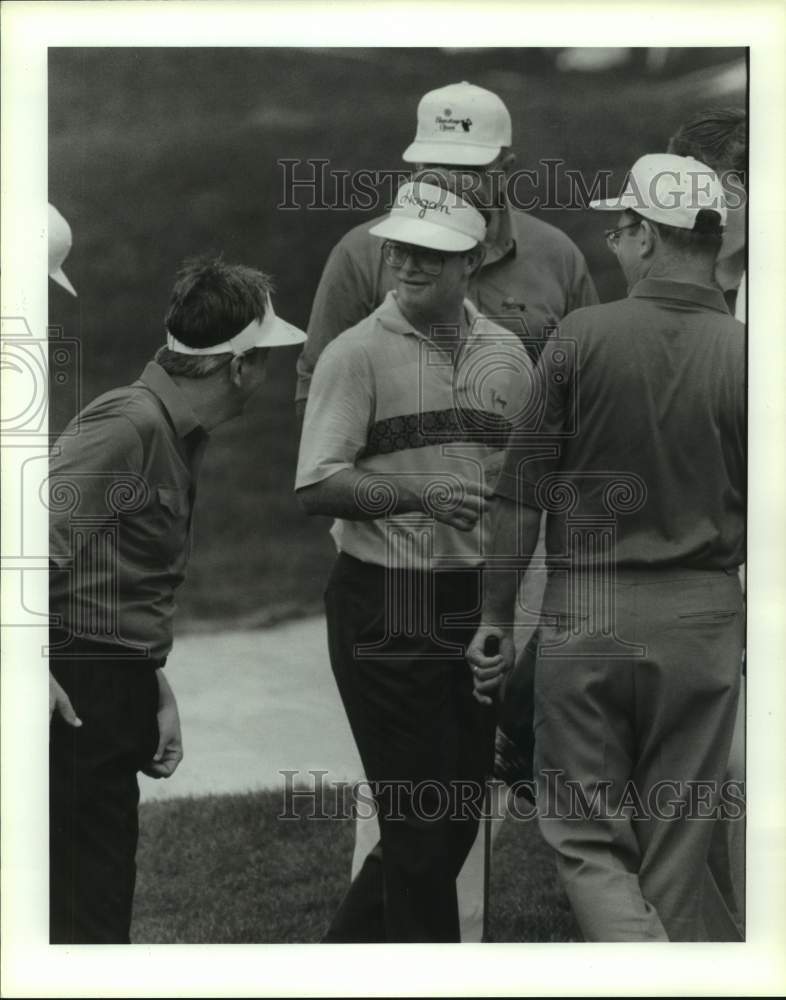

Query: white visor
[[369, 181, 486, 252], [166, 294, 307, 355]]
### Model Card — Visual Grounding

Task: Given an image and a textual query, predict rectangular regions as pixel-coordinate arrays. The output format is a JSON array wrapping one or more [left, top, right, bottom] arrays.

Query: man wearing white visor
[[296, 176, 534, 942], [49, 257, 305, 943], [468, 153, 745, 941]]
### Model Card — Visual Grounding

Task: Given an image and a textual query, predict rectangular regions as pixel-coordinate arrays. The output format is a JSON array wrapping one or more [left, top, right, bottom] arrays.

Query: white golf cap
[[403, 81, 512, 167], [590, 153, 727, 230], [369, 180, 486, 252], [166, 294, 306, 355], [48, 203, 77, 296]]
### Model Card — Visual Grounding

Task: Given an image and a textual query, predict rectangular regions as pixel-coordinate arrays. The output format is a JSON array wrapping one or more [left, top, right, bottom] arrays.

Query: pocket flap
[[157, 486, 188, 517]]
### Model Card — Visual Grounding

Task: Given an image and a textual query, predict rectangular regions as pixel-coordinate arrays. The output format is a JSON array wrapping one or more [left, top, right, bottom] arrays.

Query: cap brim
[[254, 316, 307, 348], [369, 216, 478, 252], [402, 140, 501, 167], [589, 196, 632, 212], [50, 267, 77, 296]]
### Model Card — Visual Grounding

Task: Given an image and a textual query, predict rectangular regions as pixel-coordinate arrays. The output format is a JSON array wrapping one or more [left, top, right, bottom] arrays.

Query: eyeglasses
[[382, 241, 446, 276], [604, 220, 641, 251]]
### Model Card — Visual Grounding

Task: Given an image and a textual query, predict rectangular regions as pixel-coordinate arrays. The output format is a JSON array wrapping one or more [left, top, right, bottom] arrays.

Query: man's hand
[[427, 479, 495, 532], [142, 670, 183, 779], [49, 672, 82, 727], [466, 626, 516, 705]]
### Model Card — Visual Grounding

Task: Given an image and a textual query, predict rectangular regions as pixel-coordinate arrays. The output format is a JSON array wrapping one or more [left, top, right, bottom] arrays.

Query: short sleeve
[[295, 336, 375, 489]]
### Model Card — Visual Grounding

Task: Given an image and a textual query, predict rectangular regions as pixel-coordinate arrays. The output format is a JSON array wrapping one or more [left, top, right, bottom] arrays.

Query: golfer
[[296, 174, 534, 942], [295, 79, 597, 414], [296, 79, 599, 938], [468, 154, 745, 941], [49, 256, 306, 943]]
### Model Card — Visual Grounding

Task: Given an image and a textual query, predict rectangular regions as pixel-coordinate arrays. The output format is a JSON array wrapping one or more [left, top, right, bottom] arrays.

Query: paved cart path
[[140, 616, 363, 802]]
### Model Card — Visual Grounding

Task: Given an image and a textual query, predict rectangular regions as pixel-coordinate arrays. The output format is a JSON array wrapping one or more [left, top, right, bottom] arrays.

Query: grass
[[48, 46, 745, 630], [133, 787, 580, 943]]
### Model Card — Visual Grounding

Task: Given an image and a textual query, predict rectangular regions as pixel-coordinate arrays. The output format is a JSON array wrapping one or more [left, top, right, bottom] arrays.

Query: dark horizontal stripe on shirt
[[360, 408, 513, 459]]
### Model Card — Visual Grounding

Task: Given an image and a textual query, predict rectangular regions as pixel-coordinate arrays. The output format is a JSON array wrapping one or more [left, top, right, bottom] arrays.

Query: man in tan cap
[[48, 257, 305, 943], [297, 174, 534, 942], [295, 80, 598, 414]]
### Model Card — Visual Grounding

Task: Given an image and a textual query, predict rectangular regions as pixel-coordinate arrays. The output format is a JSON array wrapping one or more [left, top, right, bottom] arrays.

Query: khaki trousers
[[534, 568, 744, 942]]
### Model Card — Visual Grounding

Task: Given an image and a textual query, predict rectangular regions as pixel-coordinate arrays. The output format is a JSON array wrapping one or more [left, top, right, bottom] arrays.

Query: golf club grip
[[483, 635, 500, 657]]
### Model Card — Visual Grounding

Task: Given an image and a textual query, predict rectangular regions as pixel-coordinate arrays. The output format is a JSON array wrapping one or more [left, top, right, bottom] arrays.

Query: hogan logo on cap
[[369, 180, 486, 251], [400, 190, 452, 220]]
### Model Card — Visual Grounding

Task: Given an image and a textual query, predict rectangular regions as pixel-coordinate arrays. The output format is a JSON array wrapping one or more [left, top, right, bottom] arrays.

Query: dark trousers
[[497, 631, 538, 782], [323, 554, 495, 943], [49, 636, 159, 943]]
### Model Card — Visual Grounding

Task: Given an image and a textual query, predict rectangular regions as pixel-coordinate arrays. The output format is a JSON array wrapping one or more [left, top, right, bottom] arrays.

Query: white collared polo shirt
[[296, 291, 534, 570]]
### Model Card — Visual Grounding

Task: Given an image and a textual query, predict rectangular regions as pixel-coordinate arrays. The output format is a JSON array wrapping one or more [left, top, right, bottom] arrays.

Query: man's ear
[[637, 219, 658, 258], [498, 150, 517, 174], [229, 353, 244, 389]]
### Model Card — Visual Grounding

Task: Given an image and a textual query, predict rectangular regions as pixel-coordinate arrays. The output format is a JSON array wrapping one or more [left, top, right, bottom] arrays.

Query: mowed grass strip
[[133, 788, 580, 943]]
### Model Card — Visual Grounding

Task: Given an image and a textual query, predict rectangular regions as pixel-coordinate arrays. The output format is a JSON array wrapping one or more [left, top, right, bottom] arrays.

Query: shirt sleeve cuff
[[294, 460, 355, 491]]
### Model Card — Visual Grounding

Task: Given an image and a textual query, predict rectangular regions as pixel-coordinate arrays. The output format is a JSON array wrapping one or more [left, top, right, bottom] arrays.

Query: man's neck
[[398, 298, 467, 342], [643, 257, 716, 286], [714, 247, 746, 293], [170, 376, 240, 432]]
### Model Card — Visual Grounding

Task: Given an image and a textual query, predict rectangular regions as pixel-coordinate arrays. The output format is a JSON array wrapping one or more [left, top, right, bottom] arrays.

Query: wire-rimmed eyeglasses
[[382, 241, 446, 276], [604, 220, 641, 251]]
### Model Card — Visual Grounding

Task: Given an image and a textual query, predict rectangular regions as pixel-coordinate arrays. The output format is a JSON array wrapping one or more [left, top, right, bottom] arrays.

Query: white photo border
[[2, 1, 785, 996]]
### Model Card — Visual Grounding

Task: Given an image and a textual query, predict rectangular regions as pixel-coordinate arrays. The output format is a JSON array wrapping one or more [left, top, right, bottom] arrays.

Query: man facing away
[[296, 174, 534, 942], [48, 257, 306, 943], [468, 154, 745, 941]]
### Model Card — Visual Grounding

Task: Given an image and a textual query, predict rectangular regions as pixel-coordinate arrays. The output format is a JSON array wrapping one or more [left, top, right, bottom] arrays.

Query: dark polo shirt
[[49, 362, 208, 660], [296, 202, 598, 404], [495, 278, 746, 570]]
